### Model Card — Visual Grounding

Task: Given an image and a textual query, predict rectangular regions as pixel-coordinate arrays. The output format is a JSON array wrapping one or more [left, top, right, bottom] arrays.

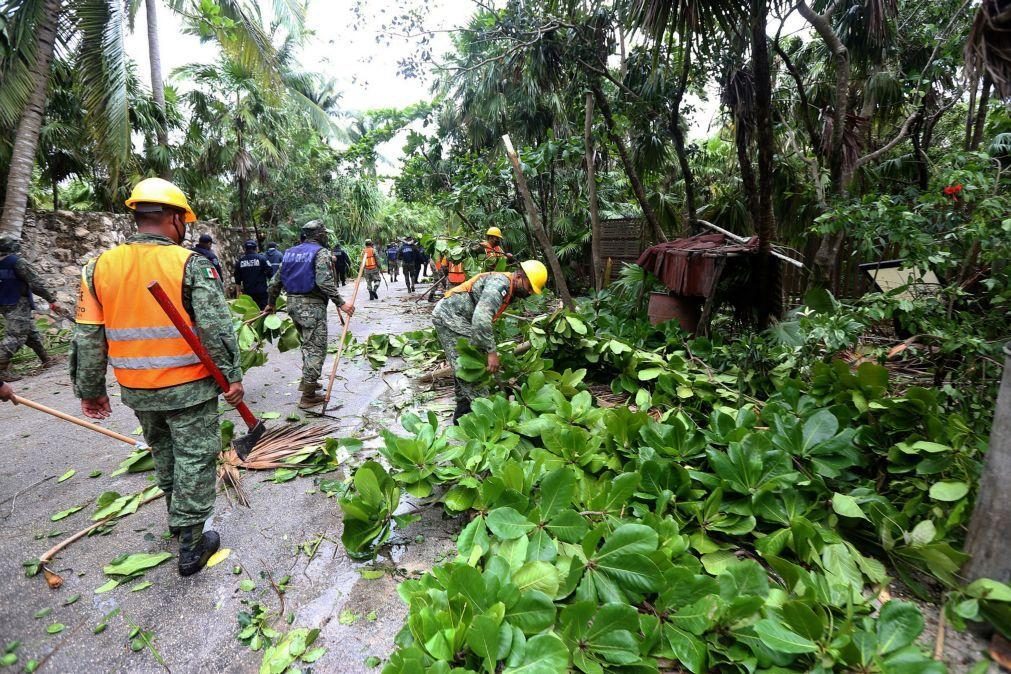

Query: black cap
[[266, 241, 277, 249], [199, 234, 213, 244], [244, 239, 257, 249]]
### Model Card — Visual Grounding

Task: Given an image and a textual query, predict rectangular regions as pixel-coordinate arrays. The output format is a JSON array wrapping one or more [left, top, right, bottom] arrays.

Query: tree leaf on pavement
[[103, 552, 172, 577], [51, 504, 87, 521], [57, 469, 76, 483], [46, 624, 65, 635]]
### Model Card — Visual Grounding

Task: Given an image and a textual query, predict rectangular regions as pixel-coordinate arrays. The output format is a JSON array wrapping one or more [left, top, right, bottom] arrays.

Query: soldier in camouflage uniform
[[432, 260, 547, 423], [72, 177, 244, 577], [266, 220, 355, 408], [0, 235, 62, 380]]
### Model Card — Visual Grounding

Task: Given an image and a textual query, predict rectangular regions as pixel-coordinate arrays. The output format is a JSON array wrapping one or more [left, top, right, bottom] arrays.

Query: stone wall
[[19, 210, 245, 314]]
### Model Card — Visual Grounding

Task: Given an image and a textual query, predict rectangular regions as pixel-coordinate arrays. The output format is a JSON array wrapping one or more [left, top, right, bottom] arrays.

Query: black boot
[[452, 399, 472, 425], [178, 525, 220, 576]]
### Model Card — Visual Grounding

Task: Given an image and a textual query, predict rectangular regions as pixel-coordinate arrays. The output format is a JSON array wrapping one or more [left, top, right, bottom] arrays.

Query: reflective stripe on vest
[[92, 243, 212, 390], [447, 261, 467, 284], [443, 272, 514, 320], [365, 247, 378, 269]]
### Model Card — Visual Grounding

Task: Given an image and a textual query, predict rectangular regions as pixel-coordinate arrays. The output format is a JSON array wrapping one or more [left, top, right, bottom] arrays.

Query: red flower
[[943, 184, 963, 200]]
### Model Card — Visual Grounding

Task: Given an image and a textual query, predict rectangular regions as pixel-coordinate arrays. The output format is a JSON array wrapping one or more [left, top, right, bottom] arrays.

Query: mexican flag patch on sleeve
[[206, 267, 219, 280]]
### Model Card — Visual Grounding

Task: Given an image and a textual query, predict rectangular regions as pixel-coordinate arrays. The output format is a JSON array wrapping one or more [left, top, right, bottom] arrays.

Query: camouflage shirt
[[71, 233, 241, 411], [0, 255, 56, 303], [432, 273, 511, 352], [267, 247, 346, 307]]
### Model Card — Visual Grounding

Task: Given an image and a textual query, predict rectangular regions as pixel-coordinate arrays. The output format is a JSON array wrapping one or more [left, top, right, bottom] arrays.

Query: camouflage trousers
[[287, 296, 328, 385], [401, 263, 417, 291], [433, 317, 488, 407], [365, 269, 382, 295], [0, 297, 44, 360], [134, 397, 220, 529], [389, 261, 399, 281]]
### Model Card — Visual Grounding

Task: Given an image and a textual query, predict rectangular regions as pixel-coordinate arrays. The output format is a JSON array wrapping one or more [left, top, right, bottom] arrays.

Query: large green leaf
[[876, 601, 924, 655], [503, 633, 569, 673], [752, 617, 819, 654], [487, 507, 535, 540]]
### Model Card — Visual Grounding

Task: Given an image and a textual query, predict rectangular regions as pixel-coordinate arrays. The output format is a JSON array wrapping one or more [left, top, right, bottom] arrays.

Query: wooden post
[[963, 343, 1011, 584], [502, 135, 575, 310]]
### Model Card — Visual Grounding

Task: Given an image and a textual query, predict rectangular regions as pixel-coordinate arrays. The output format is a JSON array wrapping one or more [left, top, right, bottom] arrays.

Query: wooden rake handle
[[323, 251, 368, 411], [12, 395, 146, 448]]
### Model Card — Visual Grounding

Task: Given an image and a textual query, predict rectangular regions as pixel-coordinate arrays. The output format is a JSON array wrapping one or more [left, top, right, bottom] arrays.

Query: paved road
[[0, 275, 456, 673]]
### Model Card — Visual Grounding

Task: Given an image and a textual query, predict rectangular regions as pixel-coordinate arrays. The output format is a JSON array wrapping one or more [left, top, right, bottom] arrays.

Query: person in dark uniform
[[263, 242, 283, 278], [192, 234, 223, 280], [332, 243, 351, 286], [385, 241, 400, 281], [398, 237, 421, 292], [233, 240, 272, 309]]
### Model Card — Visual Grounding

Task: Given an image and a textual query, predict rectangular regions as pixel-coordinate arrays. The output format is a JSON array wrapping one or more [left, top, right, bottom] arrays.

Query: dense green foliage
[[336, 290, 1009, 673]]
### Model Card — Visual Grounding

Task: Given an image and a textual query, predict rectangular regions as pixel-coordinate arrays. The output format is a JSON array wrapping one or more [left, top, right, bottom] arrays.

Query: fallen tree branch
[[39, 491, 166, 588]]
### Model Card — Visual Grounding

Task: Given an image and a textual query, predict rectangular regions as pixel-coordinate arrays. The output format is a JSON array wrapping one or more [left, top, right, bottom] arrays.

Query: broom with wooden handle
[[11, 395, 149, 449], [321, 251, 367, 415]]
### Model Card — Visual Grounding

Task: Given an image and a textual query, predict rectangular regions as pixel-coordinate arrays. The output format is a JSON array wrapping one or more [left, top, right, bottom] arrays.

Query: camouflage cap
[[301, 220, 325, 235], [0, 234, 20, 253]]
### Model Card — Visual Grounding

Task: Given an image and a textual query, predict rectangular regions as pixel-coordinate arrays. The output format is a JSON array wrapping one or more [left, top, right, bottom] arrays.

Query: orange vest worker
[[447, 260, 467, 285], [364, 246, 378, 270], [76, 243, 212, 389]]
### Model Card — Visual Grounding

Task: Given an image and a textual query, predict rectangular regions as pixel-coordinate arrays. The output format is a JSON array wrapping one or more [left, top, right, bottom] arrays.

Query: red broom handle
[[146, 281, 258, 430]]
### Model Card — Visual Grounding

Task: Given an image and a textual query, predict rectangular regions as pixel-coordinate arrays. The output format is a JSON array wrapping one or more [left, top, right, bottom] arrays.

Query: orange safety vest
[[447, 260, 467, 284], [481, 241, 506, 259], [364, 247, 378, 270], [443, 272, 514, 320], [77, 243, 213, 390]]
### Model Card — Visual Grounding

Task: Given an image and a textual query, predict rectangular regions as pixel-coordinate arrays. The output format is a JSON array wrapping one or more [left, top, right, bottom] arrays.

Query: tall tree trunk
[[502, 135, 575, 310], [584, 93, 603, 291], [146, 0, 172, 179], [969, 74, 992, 151], [671, 123, 697, 237], [752, 0, 778, 328], [671, 34, 698, 236], [964, 74, 979, 151], [590, 84, 667, 243], [963, 343, 1011, 586], [797, 1, 849, 193], [735, 125, 760, 225], [0, 0, 62, 239]]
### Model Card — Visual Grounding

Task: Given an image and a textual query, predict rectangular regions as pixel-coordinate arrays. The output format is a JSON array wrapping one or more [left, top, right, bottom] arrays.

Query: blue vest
[[280, 242, 322, 294], [386, 246, 398, 261], [0, 255, 26, 306]]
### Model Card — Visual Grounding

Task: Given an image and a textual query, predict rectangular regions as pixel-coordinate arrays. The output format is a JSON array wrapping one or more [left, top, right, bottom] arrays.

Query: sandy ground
[[0, 275, 460, 673]]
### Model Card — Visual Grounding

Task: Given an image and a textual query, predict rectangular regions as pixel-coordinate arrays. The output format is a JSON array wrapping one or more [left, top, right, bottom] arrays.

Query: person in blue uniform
[[233, 240, 272, 309], [191, 233, 223, 280]]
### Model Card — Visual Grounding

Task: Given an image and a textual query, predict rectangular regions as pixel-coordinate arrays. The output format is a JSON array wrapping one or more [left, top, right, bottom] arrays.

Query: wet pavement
[[0, 275, 459, 673]]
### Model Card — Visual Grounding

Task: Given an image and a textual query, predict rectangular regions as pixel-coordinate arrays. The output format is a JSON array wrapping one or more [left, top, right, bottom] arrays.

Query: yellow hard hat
[[486, 226, 503, 238], [520, 260, 548, 294], [125, 177, 197, 223]]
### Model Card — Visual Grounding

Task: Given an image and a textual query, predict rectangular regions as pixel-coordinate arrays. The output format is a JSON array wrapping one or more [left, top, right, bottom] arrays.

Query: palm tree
[[0, 0, 304, 240], [1, 0, 64, 239]]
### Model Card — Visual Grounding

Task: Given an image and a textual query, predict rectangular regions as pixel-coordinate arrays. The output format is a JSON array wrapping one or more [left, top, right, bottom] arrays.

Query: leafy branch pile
[[230, 296, 300, 371], [337, 349, 1007, 672]]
